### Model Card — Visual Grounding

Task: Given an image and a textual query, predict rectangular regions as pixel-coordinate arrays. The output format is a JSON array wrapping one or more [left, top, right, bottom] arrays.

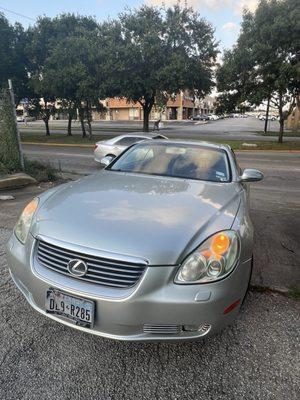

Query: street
[[0, 144, 299, 399]]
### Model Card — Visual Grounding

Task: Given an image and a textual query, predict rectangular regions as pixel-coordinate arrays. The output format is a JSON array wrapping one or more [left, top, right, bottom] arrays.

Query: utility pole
[[8, 79, 24, 171]]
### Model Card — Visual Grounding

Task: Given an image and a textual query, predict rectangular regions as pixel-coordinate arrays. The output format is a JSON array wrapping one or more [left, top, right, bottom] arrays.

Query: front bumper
[[6, 233, 252, 342]]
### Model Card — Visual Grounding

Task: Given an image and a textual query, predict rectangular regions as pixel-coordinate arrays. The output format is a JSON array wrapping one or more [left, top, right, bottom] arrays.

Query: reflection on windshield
[[110, 143, 230, 182]]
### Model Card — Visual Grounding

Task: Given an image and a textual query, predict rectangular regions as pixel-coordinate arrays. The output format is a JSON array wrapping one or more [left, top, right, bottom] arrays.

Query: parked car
[[208, 114, 219, 121], [94, 133, 168, 164], [258, 114, 276, 121], [16, 115, 36, 122], [191, 114, 210, 121], [6, 140, 263, 341]]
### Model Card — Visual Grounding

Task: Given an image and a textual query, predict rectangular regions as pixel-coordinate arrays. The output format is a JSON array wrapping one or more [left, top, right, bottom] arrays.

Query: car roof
[[117, 133, 167, 139], [135, 139, 231, 152], [98, 133, 167, 144]]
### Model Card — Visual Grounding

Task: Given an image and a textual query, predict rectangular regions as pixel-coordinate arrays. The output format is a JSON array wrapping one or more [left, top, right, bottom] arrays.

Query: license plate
[[45, 289, 94, 328]]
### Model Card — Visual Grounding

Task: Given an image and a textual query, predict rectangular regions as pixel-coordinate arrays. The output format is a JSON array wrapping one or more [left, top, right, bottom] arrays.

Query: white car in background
[[208, 114, 219, 121], [258, 114, 277, 121], [94, 133, 168, 164]]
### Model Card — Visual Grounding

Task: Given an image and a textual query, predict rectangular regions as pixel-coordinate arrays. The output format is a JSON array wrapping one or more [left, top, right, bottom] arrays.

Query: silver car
[[94, 133, 168, 164], [6, 140, 263, 341]]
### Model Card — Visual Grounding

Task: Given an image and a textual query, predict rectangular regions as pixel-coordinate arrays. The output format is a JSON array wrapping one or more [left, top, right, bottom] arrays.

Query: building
[[15, 92, 216, 121], [106, 92, 215, 121], [286, 105, 300, 130]]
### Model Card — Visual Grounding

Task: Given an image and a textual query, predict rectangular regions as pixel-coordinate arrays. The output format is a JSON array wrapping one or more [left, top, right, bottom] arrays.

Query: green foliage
[[24, 159, 58, 182], [2, 7, 218, 134], [217, 0, 300, 141], [215, 92, 241, 114], [0, 13, 28, 101], [0, 89, 22, 175], [25, 14, 102, 136], [101, 5, 218, 130], [289, 288, 300, 300]]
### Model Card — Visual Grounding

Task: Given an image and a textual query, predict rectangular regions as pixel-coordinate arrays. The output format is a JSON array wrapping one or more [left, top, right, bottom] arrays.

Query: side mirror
[[240, 169, 264, 182], [100, 155, 116, 167]]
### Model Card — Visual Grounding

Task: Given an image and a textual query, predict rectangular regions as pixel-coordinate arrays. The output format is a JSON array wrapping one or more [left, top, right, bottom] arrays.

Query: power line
[[0, 5, 36, 22]]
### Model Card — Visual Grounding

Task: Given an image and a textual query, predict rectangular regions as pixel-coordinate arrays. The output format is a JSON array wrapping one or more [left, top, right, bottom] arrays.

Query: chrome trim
[[143, 324, 182, 334], [35, 236, 147, 289], [36, 234, 149, 266]]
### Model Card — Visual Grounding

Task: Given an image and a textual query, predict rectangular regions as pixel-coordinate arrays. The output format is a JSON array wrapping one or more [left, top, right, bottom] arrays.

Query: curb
[[22, 142, 94, 148], [0, 173, 37, 190]]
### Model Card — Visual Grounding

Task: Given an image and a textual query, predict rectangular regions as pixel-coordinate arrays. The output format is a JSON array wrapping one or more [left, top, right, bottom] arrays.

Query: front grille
[[143, 324, 182, 335], [36, 239, 147, 288]]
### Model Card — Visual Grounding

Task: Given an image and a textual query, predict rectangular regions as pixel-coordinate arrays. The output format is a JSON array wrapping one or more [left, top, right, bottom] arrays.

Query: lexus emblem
[[67, 259, 88, 277]]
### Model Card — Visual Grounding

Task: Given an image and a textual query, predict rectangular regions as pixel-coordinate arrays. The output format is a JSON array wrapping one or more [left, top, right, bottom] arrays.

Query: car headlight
[[14, 198, 39, 244], [175, 230, 239, 284]]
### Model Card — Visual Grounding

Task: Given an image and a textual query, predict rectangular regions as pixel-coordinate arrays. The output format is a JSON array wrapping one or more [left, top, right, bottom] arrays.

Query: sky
[[0, 0, 259, 51]]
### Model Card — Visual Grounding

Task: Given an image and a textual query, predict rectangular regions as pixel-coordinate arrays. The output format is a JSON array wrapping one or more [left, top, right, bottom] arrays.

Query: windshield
[[109, 143, 231, 182]]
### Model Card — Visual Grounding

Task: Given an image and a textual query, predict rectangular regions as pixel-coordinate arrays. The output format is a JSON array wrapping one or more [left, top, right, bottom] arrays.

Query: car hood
[[33, 171, 241, 265]]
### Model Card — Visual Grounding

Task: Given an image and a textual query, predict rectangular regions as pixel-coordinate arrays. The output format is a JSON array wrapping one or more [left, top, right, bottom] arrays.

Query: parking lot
[[19, 115, 289, 142], [1, 145, 300, 399]]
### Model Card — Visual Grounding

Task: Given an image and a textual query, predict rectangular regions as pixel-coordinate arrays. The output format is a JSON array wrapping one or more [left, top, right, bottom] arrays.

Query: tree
[[44, 33, 102, 137], [47, 14, 101, 137], [25, 17, 56, 135], [217, 0, 300, 142], [26, 14, 101, 136], [215, 92, 241, 114], [102, 5, 218, 131], [0, 13, 28, 101]]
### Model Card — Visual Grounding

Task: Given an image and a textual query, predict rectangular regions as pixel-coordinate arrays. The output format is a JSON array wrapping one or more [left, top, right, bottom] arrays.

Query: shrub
[[24, 159, 58, 182]]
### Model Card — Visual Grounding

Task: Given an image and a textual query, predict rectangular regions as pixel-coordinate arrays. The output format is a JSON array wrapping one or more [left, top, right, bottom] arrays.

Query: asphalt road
[[19, 116, 300, 141], [0, 148, 299, 399]]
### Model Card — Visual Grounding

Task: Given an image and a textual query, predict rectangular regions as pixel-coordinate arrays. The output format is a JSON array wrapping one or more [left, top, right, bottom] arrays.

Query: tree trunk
[[86, 100, 93, 140], [44, 101, 50, 136], [44, 118, 50, 136], [67, 112, 72, 136], [87, 120, 92, 140], [264, 97, 270, 134], [142, 100, 155, 132], [79, 108, 86, 138], [278, 94, 284, 144], [143, 107, 150, 132], [278, 118, 284, 143], [80, 117, 86, 138]]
